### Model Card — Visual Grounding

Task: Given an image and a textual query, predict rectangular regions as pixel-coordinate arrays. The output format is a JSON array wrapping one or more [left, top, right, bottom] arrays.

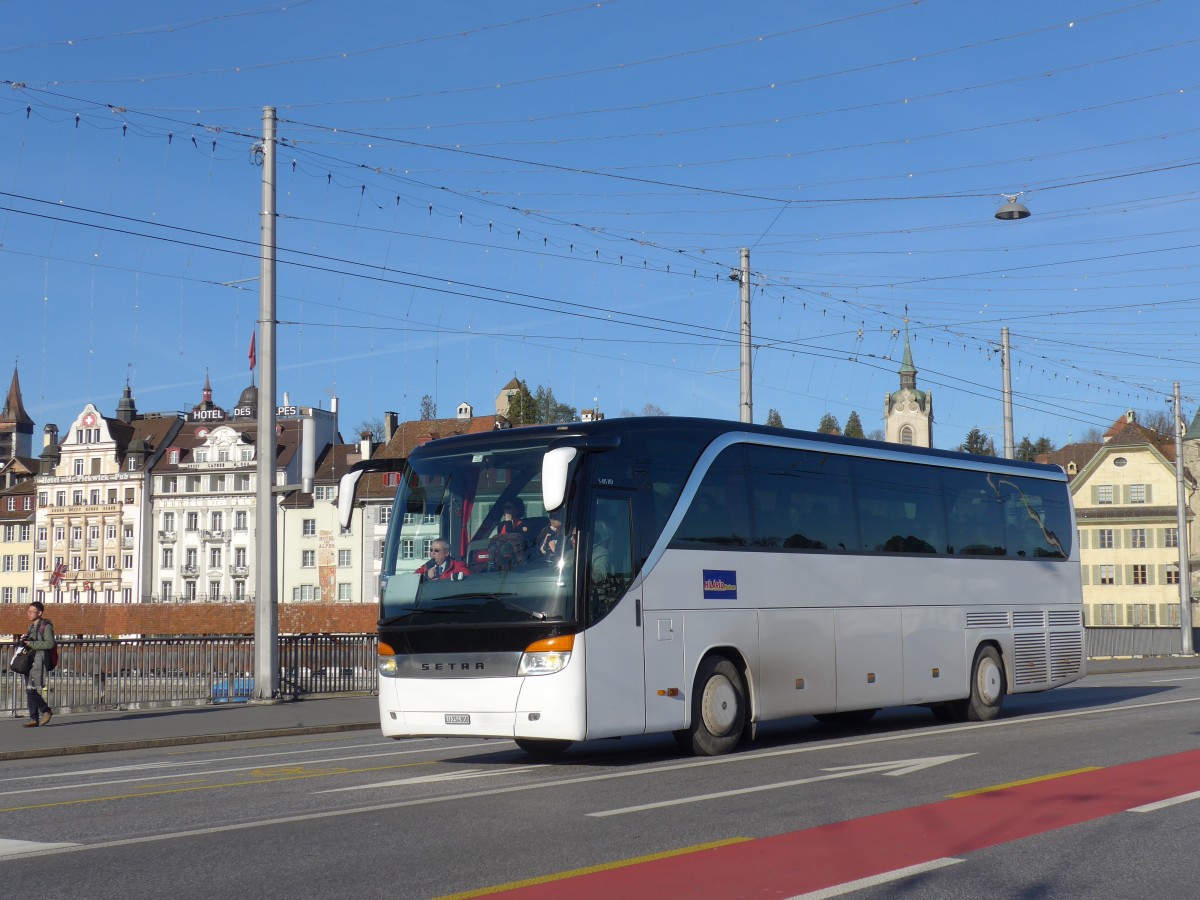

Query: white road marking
[[785, 858, 964, 899], [316, 764, 541, 792], [1150, 675, 1200, 683], [588, 756, 973, 817], [1128, 790, 1200, 813], [0, 741, 505, 798], [0, 739, 440, 784], [0, 839, 78, 857]]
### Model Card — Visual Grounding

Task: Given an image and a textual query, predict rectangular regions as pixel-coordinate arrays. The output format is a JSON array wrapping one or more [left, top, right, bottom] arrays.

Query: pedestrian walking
[[19, 601, 55, 727]]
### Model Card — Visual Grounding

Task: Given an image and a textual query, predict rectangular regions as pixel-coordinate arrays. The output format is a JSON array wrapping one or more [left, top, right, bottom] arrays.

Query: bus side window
[[589, 497, 634, 624], [672, 445, 750, 547]]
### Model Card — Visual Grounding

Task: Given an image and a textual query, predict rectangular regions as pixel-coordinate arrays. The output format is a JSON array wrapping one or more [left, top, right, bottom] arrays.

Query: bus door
[[583, 493, 646, 739]]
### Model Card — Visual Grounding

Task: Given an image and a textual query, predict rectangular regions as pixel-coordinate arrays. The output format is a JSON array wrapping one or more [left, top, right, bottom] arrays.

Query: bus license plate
[[445, 714, 471, 725]]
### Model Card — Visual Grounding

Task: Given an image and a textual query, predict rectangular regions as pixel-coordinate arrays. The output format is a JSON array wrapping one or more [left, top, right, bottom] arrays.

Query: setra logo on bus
[[702, 569, 738, 600]]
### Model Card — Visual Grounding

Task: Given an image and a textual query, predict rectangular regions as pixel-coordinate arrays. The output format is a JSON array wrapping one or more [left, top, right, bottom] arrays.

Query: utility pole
[[739, 248, 752, 424], [1174, 382, 1193, 654], [254, 106, 280, 700], [1001, 327, 1014, 459]]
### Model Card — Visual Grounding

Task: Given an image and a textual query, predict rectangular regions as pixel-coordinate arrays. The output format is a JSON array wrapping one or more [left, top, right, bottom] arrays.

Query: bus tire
[[514, 738, 571, 759], [965, 645, 1006, 721], [677, 655, 746, 757], [814, 709, 878, 726]]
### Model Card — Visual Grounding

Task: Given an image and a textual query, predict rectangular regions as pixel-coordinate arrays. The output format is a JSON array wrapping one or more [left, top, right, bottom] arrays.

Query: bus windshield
[[379, 442, 576, 625]]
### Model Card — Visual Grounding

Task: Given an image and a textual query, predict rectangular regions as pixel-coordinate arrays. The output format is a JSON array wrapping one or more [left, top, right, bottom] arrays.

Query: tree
[[355, 418, 384, 442], [766, 408, 783, 428], [1137, 408, 1173, 437], [844, 410, 865, 439], [507, 382, 577, 425], [817, 413, 841, 435], [1016, 435, 1055, 462], [867, 428, 885, 442], [419, 394, 437, 421], [1079, 427, 1105, 443], [619, 402, 669, 417], [959, 427, 996, 456]]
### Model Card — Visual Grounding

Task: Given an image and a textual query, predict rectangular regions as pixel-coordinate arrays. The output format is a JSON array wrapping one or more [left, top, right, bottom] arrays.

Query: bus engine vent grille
[[1049, 632, 1084, 679], [1013, 610, 1046, 629], [1013, 632, 1048, 686], [1049, 610, 1081, 628], [966, 612, 1009, 629]]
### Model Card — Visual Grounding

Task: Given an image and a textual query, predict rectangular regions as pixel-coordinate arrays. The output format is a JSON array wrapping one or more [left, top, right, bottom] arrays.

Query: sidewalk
[[1, 694, 379, 761]]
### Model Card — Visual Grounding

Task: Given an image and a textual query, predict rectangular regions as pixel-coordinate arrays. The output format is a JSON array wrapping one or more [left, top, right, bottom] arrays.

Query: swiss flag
[[249, 331, 257, 371]]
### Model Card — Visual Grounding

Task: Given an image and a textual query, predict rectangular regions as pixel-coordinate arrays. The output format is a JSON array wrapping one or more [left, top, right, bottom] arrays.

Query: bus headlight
[[517, 634, 575, 676], [378, 640, 398, 678]]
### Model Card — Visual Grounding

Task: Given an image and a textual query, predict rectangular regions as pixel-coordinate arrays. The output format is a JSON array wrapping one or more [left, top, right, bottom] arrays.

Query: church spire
[[1, 366, 33, 426], [898, 320, 917, 390]]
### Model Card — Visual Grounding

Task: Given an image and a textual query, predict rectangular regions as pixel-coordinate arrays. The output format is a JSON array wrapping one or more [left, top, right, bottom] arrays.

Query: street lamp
[[995, 194, 1031, 220]]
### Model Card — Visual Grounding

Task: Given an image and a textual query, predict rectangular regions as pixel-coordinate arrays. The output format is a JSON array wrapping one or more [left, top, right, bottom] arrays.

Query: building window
[[401, 539, 414, 560], [899, 426, 914, 446], [292, 584, 316, 601], [338, 549, 351, 567], [162, 477, 178, 494], [211, 512, 223, 531], [74, 458, 84, 476], [235, 474, 251, 491], [194, 451, 207, 463], [338, 583, 352, 601], [186, 513, 199, 532], [185, 549, 197, 568], [303, 519, 316, 536], [19, 555, 30, 572], [127, 457, 137, 471], [422, 538, 433, 557], [88, 555, 98, 571], [123, 555, 132, 568], [1132, 564, 1148, 585], [1097, 604, 1117, 625], [1096, 484, 1113, 505], [161, 582, 172, 602], [1, 556, 11, 572], [235, 547, 247, 567], [379, 508, 392, 525], [55, 490, 65, 506], [1129, 483, 1146, 504], [163, 512, 175, 531], [19, 524, 30, 542], [186, 475, 201, 493], [1099, 564, 1115, 585], [169, 450, 180, 464], [233, 581, 245, 601], [1165, 527, 1179, 548], [301, 550, 315, 567], [209, 474, 226, 492], [162, 549, 174, 569], [210, 548, 222, 568], [72, 490, 83, 505], [1128, 603, 1153, 625], [1166, 568, 1181, 585], [1, 525, 11, 542], [105, 555, 115, 570], [422, 513, 437, 525], [209, 580, 221, 600], [235, 511, 248, 531], [402, 512, 415, 526], [1129, 529, 1146, 549]]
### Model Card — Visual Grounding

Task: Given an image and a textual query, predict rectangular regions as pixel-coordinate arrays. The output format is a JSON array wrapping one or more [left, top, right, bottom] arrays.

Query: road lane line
[[0, 761, 435, 813], [0, 741, 504, 798], [0, 839, 79, 857], [1128, 789, 1200, 813], [784, 858, 964, 899], [947, 766, 1101, 798], [429, 838, 752, 900], [316, 764, 541, 792], [1150, 675, 1200, 683]]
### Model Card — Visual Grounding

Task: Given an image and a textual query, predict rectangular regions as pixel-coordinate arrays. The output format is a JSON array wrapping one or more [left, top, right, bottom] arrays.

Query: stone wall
[[0, 603, 377, 637]]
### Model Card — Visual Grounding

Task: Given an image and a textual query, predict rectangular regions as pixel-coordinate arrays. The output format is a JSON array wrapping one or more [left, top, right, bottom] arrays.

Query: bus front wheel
[[676, 655, 746, 756], [935, 645, 1006, 723]]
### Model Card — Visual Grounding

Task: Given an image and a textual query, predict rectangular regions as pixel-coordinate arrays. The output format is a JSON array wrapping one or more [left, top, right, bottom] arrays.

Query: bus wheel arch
[[675, 650, 749, 756]]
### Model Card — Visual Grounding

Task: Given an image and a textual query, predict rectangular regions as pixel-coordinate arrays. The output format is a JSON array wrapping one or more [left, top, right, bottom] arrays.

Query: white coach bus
[[339, 417, 1084, 757]]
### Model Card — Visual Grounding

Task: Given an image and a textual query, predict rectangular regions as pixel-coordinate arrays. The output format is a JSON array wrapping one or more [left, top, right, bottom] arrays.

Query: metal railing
[[1085, 626, 1199, 658], [2, 635, 377, 716]]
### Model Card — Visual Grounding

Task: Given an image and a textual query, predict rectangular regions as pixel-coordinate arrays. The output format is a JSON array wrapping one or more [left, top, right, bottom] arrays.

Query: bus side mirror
[[337, 469, 366, 530], [542, 447, 577, 513]]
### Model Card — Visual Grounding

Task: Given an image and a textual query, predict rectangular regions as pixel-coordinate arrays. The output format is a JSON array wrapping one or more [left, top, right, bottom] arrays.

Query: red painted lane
[[494, 747, 1200, 898]]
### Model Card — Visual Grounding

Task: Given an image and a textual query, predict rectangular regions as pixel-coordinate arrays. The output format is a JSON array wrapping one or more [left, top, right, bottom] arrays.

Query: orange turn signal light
[[656, 688, 680, 697], [378, 640, 396, 656], [524, 634, 575, 654]]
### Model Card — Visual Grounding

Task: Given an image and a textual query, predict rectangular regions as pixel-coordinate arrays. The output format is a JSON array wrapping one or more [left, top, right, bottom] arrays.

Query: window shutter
[[1158, 528, 1166, 547], [1091, 485, 1099, 504], [1115, 566, 1124, 586], [1125, 604, 1133, 625], [1114, 530, 1123, 549], [1158, 565, 1167, 585], [1149, 605, 1157, 625], [1079, 530, 1090, 550], [1145, 484, 1153, 503], [1081, 566, 1091, 585], [1146, 529, 1154, 549], [1146, 566, 1155, 585]]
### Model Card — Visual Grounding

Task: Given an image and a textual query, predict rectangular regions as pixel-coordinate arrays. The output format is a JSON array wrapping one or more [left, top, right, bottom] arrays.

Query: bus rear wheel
[[676, 655, 746, 756], [935, 645, 1006, 723], [514, 738, 571, 759]]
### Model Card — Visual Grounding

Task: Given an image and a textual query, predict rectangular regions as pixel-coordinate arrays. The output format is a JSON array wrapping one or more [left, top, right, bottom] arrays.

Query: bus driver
[[416, 539, 470, 581]]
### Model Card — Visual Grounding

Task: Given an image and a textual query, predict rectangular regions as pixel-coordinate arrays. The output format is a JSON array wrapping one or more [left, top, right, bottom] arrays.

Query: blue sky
[[2, 0, 1198, 450]]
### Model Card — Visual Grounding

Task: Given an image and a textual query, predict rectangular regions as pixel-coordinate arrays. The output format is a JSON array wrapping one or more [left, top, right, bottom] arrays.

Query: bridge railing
[[2, 634, 377, 716]]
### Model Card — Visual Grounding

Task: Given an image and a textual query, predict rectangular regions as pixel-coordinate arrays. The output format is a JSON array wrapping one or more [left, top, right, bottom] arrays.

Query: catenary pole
[[254, 106, 280, 699], [1174, 382, 1193, 654], [739, 248, 752, 424], [1001, 327, 1014, 459]]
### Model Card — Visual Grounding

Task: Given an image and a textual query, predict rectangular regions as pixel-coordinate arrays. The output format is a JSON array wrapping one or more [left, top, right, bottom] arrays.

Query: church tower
[[0, 366, 34, 464], [884, 323, 933, 447]]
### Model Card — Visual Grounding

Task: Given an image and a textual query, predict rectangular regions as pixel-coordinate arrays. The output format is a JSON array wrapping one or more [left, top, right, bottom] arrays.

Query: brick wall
[[1, 603, 377, 637]]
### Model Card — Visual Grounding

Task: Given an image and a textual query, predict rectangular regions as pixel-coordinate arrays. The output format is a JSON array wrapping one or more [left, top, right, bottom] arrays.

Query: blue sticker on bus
[[703, 569, 737, 600]]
